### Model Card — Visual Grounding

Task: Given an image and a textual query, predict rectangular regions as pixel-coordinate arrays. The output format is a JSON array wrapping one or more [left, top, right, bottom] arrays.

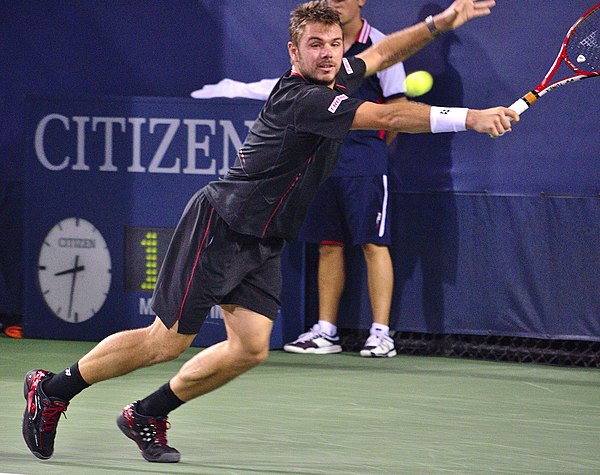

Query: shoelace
[[296, 324, 322, 343], [364, 333, 381, 347], [142, 418, 171, 446], [41, 403, 68, 431]]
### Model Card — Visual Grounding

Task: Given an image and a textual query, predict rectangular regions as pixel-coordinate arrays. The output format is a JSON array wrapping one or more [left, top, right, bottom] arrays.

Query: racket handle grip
[[509, 91, 539, 115], [509, 98, 530, 115]]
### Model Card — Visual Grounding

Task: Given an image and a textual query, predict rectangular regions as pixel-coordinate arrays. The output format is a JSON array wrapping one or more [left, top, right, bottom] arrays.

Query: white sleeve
[[370, 27, 406, 98]]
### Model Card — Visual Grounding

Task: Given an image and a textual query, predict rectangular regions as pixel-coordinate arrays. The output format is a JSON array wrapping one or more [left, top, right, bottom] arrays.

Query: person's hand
[[434, 0, 496, 32], [466, 107, 520, 138]]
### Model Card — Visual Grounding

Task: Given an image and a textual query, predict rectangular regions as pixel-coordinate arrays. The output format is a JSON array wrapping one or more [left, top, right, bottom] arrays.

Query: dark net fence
[[339, 330, 600, 368]]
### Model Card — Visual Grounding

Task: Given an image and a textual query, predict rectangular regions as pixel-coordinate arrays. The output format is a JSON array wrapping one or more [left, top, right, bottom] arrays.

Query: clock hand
[[67, 255, 81, 321], [55, 264, 85, 276]]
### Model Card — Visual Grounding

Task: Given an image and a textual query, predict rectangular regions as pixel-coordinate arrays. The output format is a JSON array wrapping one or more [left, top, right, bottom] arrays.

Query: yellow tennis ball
[[404, 70, 433, 97]]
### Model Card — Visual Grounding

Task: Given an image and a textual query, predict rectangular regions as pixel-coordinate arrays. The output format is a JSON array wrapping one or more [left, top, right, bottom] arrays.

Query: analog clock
[[38, 217, 112, 323]]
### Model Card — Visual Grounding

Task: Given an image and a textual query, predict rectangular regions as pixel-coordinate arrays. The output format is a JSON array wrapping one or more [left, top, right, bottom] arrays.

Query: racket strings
[[566, 6, 600, 73]]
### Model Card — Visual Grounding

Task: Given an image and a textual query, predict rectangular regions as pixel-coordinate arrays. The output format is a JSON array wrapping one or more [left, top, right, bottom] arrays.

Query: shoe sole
[[22, 369, 52, 460], [116, 414, 181, 463], [359, 349, 397, 358], [283, 345, 342, 354]]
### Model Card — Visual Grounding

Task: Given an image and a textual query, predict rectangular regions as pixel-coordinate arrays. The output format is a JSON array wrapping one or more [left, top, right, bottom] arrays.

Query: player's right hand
[[466, 107, 520, 137]]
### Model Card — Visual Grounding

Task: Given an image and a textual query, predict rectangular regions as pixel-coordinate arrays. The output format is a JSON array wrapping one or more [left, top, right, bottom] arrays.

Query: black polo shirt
[[205, 56, 367, 241]]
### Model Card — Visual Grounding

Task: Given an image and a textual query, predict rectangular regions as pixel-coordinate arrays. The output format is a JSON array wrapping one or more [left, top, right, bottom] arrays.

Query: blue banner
[[23, 96, 304, 348]]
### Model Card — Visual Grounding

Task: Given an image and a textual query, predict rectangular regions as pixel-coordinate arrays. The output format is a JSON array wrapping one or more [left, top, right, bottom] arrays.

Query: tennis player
[[23, 0, 516, 463]]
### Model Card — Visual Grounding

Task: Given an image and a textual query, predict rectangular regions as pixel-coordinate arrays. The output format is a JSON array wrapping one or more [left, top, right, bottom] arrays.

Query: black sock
[[43, 362, 90, 402], [136, 382, 185, 417]]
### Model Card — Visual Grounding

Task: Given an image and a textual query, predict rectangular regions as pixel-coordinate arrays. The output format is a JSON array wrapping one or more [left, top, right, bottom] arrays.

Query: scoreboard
[[124, 227, 174, 293]]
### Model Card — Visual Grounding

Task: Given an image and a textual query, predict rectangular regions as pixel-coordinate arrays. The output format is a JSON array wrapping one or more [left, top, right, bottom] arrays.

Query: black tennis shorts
[[151, 189, 285, 335]]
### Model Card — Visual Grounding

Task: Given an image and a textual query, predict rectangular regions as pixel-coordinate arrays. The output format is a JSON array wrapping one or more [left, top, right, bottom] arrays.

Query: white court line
[[525, 381, 554, 392]]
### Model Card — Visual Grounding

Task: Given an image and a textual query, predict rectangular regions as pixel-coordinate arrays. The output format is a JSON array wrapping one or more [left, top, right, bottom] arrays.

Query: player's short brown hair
[[289, 1, 342, 46]]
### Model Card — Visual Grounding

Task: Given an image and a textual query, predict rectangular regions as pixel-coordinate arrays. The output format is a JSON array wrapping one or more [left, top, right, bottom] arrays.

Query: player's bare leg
[[22, 317, 194, 460], [78, 317, 195, 384], [317, 244, 345, 325], [283, 244, 344, 353], [360, 243, 396, 357], [169, 305, 273, 401], [362, 243, 393, 326], [117, 306, 273, 462]]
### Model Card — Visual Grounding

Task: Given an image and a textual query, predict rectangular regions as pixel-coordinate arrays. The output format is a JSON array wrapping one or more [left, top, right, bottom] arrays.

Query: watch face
[[38, 217, 112, 323]]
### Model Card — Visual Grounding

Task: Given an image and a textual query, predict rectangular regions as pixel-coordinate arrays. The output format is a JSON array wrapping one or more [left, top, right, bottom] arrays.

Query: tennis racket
[[509, 3, 600, 115]]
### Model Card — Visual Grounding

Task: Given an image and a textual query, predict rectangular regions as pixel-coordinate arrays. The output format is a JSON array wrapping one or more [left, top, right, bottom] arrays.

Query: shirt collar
[[355, 18, 371, 44]]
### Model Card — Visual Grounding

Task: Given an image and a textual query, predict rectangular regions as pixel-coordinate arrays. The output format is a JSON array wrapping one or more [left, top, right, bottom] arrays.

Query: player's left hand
[[435, 0, 496, 32]]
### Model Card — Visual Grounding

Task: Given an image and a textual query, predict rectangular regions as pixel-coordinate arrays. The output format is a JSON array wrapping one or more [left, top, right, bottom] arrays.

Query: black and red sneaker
[[116, 401, 180, 463], [22, 369, 69, 459]]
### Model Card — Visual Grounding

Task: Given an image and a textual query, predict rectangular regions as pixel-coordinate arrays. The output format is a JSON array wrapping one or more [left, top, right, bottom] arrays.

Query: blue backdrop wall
[[1, 1, 598, 340]]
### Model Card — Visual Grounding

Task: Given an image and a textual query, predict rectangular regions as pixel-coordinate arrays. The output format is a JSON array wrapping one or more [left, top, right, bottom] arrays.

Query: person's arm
[[357, 0, 496, 77], [383, 97, 407, 145], [351, 100, 519, 138]]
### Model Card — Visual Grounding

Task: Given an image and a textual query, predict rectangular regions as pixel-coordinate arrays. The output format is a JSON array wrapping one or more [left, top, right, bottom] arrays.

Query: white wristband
[[430, 106, 468, 133]]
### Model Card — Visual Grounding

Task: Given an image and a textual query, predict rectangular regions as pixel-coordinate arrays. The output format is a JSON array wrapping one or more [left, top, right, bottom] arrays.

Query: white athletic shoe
[[283, 324, 342, 354], [360, 332, 397, 358]]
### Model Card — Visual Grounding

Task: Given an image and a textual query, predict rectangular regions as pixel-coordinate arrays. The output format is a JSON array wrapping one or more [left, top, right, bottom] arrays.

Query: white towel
[[190, 78, 279, 101]]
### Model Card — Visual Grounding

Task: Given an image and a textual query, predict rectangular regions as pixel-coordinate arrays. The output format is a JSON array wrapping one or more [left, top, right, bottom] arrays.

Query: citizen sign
[[34, 114, 254, 175], [58, 238, 96, 248]]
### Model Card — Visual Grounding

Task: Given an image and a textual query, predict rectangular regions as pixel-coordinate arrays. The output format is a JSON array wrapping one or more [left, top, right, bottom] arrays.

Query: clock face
[[38, 217, 112, 323]]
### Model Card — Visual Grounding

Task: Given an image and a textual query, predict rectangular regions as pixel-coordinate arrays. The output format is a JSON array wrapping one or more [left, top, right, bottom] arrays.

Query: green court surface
[[1, 338, 599, 474]]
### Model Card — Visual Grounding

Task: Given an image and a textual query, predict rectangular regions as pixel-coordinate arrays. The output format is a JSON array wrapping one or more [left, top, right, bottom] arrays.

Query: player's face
[[288, 22, 344, 87], [327, 0, 365, 25]]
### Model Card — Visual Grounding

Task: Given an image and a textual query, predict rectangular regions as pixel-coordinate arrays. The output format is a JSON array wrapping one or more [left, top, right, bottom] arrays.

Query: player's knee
[[161, 342, 188, 362], [362, 242, 388, 259], [145, 335, 189, 363], [319, 243, 343, 259], [231, 343, 269, 370]]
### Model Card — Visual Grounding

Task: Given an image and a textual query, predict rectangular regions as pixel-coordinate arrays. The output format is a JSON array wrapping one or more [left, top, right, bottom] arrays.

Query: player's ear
[[288, 41, 298, 63]]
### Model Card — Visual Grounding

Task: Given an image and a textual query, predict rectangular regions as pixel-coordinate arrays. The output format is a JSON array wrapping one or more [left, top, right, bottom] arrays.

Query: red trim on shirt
[[321, 240, 344, 247], [261, 155, 314, 238]]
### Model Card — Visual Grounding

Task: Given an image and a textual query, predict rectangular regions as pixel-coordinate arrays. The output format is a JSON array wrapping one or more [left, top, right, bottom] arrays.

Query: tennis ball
[[404, 70, 433, 97]]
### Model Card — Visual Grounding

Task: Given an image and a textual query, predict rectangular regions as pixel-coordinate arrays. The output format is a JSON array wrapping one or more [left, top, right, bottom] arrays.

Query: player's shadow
[[387, 3, 463, 333]]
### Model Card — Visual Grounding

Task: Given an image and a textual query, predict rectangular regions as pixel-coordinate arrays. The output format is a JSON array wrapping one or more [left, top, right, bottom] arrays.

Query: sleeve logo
[[342, 57, 354, 75], [328, 94, 348, 113]]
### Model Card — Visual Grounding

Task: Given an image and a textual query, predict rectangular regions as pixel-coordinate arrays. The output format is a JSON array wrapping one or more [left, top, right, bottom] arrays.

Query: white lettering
[[139, 297, 154, 315], [92, 117, 126, 172], [342, 57, 353, 74], [148, 118, 181, 174], [33, 114, 254, 175], [208, 306, 223, 320], [328, 94, 348, 113], [219, 120, 249, 176], [128, 118, 147, 172], [35, 114, 70, 171], [183, 119, 216, 175], [72, 116, 90, 171]]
